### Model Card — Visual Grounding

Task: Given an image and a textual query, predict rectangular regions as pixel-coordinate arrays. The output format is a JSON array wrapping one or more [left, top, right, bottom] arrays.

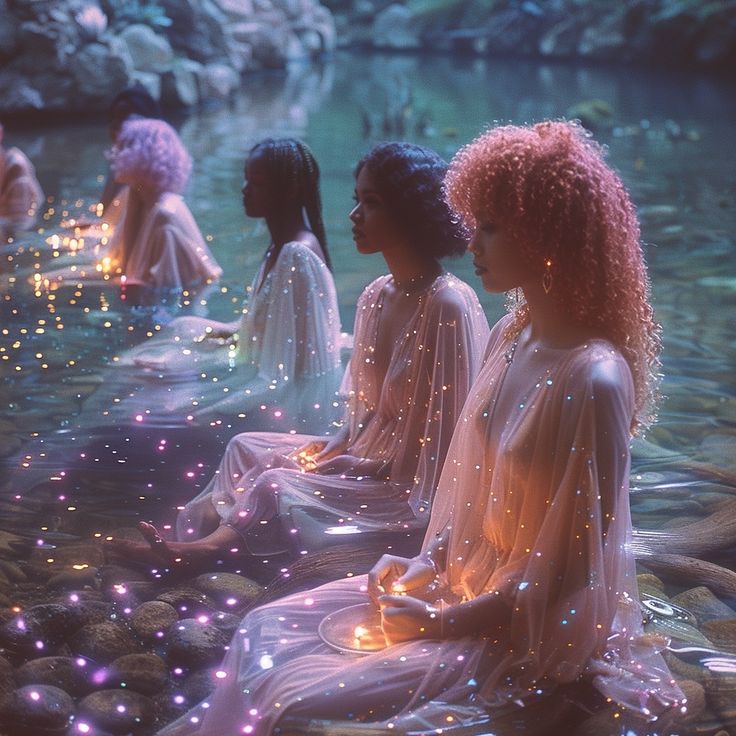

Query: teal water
[[0, 51, 735, 731]]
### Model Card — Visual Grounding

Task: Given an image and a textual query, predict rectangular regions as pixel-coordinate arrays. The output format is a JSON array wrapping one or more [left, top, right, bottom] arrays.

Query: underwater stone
[[192, 572, 263, 609], [77, 688, 156, 734], [0, 603, 77, 655], [677, 679, 707, 723], [164, 618, 229, 668], [69, 621, 142, 664], [156, 585, 217, 615], [107, 653, 169, 696], [702, 619, 736, 655], [636, 573, 666, 599], [671, 587, 736, 625], [0, 683, 74, 733], [0, 655, 14, 702], [16, 655, 93, 697], [130, 600, 179, 642]]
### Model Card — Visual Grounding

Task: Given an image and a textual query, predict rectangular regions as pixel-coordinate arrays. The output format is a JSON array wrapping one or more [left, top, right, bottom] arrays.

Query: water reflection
[[0, 51, 735, 735]]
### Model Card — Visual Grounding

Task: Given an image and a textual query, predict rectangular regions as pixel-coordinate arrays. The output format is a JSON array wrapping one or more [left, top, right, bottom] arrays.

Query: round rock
[[69, 621, 142, 664], [108, 653, 169, 695], [130, 600, 178, 641], [16, 655, 92, 696], [193, 572, 263, 609], [165, 618, 228, 668], [77, 688, 156, 734], [0, 684, 74, 733]]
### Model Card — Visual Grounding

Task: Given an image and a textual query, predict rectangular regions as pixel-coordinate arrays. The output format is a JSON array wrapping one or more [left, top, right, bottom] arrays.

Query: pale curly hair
[[446, 120, 661, 433], [111, 118, 191, 195]]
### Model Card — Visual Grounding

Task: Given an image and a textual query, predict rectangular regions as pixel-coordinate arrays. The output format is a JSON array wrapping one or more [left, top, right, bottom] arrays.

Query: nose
[[349, 203, 360, 222], [241, 182, 248, 197]]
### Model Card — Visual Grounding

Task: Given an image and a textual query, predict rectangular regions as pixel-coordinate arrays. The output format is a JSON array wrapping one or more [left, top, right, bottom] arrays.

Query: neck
[[266, 207, 311, 249], [382, 247, 442, 291], [522, 283, 593, 348]]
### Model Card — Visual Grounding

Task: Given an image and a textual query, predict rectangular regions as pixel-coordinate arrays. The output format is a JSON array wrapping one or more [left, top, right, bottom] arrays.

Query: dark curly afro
[[355, 142, 468, 260]]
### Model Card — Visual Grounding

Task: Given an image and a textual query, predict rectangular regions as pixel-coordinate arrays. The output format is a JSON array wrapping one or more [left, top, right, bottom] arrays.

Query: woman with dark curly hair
[[156, 124, 684, 736], [121, 141, 489, 567]]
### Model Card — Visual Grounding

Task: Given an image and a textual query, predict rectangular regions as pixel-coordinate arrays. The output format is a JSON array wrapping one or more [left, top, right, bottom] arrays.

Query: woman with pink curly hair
[[155, 121, 685, 736], [106, 117, 222, 293]]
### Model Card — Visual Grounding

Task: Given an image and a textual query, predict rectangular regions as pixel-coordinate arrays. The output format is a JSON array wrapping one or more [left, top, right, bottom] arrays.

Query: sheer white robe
[[176, 272, 490, 549], [39, 191, 221, 290], [0, 146, 43, 238], [107, 240, 343, 431], [5, 243, 343, 497], [158, 316, 683, 736]]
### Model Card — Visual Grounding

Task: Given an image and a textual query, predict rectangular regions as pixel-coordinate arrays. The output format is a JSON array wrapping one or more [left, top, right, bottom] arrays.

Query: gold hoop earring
[[542, 258, 552, 294]]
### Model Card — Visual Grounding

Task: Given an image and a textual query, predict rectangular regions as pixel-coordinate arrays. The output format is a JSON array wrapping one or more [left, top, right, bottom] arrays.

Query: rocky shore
[[325, 0, 736, 71], [0, 518, 735, 734], [0, 0, 336, 116]]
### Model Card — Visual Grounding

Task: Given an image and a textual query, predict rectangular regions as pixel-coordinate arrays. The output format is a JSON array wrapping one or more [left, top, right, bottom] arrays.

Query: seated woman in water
[[0, 122, 44, 243], [105, 117, 222, 294], [156, 122, 684, 736], [107, 137, 343, 430], [119, 141, 490, 566], [43, 118, 221, 293]]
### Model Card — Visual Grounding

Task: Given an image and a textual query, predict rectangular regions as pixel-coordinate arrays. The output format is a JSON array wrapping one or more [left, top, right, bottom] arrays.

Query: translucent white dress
[[6, 243, 343, 497], [107, 240, 343, 431], [176, 272, 490, 549], [40, 191, 221, 290], [114, 192, 222, 290], [159, 316, 684, 736], [0, 146, 43, 236]]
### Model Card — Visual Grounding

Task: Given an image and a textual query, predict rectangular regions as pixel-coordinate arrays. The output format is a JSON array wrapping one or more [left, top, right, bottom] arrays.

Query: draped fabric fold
[[159, 315, 683, 736], [176, 272, 490, 547]]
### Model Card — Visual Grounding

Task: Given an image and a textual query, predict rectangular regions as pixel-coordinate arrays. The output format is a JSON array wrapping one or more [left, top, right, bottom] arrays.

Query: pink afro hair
[[446, 120, 661, 433], [112, 118, 191, 195]]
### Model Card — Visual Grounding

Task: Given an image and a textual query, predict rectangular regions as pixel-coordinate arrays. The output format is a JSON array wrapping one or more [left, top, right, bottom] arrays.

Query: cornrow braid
[[250, 138, 332, 271]]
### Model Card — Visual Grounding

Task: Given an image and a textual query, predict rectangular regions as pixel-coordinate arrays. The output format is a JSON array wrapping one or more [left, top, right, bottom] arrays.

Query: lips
[[473, 261, 486, 274], [352, 228, 365, 240]]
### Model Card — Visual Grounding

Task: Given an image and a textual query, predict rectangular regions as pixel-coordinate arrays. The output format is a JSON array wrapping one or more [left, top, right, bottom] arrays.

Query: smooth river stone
[[705, 673, 736, 722], [702, 619, 736, 654], [637, 573, 667, 599], [69, 621, 142, 664], [192, 572, 263, 609], [164, 618, 229, 668], [0, 684, 74, 733], [671, 587, 736, 625], [16, 655, 93, 696], [77, 688, 156, 734], [107, 653, 169, 695], [129, 600, 179, 641], [677, 679, 707, 724]]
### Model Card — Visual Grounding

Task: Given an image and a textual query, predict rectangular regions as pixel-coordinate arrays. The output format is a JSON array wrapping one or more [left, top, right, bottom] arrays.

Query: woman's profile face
[[241, 150, 275, 219], [469, 219, 532, 293], [349, 165, 406, 255]]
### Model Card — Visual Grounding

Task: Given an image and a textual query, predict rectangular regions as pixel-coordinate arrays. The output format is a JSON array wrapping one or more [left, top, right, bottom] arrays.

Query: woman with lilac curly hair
[[107, 117, 221, 294]]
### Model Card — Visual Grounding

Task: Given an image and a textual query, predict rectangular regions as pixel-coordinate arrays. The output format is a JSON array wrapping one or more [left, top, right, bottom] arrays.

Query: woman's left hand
[[378, 594, 442, 644]]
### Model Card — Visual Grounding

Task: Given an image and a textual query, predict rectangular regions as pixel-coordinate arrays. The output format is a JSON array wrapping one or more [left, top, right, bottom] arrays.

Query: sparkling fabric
[[176, 272, 490, 547], [108, 240, 344, 430], [159, 315, 683, 736], [0, 146, 44, 235]]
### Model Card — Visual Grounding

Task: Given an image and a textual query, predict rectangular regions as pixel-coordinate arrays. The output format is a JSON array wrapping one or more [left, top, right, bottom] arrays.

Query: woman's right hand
[[368, 554, 436, 604]]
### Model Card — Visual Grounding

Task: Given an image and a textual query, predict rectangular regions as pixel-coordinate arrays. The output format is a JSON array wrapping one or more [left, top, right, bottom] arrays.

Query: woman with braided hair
[[116, 141, 489, 568], [84, 138, 343, 432]]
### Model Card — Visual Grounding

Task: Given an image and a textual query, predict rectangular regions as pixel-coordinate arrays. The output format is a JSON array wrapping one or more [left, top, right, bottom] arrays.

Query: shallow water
[[1, 51, 735, 732]]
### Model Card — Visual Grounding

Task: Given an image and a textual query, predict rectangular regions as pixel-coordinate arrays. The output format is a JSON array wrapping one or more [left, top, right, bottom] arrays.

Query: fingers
[[368, 555, 406, 603]]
